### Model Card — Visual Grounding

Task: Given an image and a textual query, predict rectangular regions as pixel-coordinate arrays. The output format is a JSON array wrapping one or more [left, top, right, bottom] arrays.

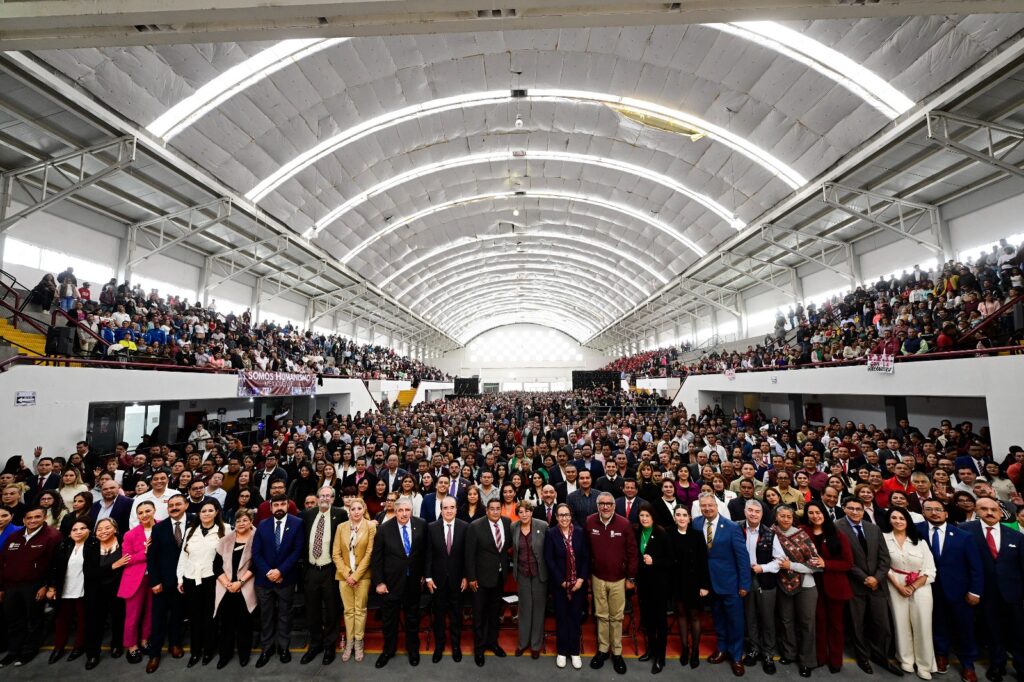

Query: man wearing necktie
[[835, 498, 902, 676], [963, 497, 1024, 682], [540, 485, 559, 526], [917, 500, 982, 682], [465, 498, 512, 666], [299, 487, 348, 666], [252, 495, 304, 668], [371, 497, 427, 668], [425, 497, 469, 662], [145, 494, 192, 674]]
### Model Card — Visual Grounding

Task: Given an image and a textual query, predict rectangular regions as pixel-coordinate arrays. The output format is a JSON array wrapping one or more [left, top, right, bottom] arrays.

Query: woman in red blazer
[[117, 500, 157, 664], [804, 499, 854, 673]]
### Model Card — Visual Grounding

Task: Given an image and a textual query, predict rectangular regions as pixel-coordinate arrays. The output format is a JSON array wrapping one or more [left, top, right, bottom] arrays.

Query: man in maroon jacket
[[0, 506, 61, 667], [585, 491, 638, 675]]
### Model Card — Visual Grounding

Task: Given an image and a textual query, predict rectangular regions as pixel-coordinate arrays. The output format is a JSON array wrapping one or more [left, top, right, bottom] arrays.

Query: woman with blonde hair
[[332, 497, 376, 662], [58, 468, 89, 509]]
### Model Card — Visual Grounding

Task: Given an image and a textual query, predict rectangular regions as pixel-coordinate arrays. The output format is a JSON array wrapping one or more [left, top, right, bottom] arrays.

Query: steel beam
[[718, 253, 799, 300], [927, 110, 1024, 181], [126, 198, 233, 271], [758, 224, 858, 284], [259, 260, 328, 304], [205, 237, 289, 291], [822, 182, 944, 256]]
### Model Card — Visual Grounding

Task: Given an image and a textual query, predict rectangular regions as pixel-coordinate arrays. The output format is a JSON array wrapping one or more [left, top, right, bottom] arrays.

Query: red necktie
[[626, 499, 632, 517], [493, 521, 502, 550], [986, 526, 999, 559], [38, 475, 45, 488]]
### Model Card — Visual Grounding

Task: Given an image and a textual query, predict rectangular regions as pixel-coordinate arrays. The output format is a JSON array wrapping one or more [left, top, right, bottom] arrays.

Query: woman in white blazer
[[883, 508, 937, 679], [176, 501, 227, 667]]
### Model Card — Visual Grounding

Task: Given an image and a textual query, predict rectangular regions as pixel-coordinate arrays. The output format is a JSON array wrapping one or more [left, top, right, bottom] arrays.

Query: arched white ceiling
[[450, 305, 600, 341], [382, 227, 669, 289], [427, 285, 618, 328], [340, 190, 708, 264], [421, 277, 627, 321]]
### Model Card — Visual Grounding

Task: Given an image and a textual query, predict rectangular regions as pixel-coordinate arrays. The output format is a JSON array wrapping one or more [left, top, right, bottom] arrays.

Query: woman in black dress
[[666, 505, 711, 668], [635, 503, 670, 674], [83, 518, 127, 669]]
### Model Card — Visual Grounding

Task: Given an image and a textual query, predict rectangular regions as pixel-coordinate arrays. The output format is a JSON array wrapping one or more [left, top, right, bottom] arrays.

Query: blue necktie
[[932, 527, 941, 559], [275, 520, 283, 549], [402, 524, 411, 557]]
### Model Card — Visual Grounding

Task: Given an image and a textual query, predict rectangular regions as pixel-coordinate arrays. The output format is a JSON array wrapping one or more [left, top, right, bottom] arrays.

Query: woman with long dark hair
[[803, 499, 853, 673], [288, 462, 319, 506], [46, 520, 91, 663], [118, 500, 157, 663], [666, 506, 710, 668], [83, 518, 126, 669], [634, 503, 669, 673], [176, 500, 226, 666], [884, 508, 936, 679], [59, 491, 94, 537]]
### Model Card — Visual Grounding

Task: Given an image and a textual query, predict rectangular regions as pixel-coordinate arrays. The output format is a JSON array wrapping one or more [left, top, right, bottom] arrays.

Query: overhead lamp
[[512, 208, 520, 216], [514, 115, 524, 129]]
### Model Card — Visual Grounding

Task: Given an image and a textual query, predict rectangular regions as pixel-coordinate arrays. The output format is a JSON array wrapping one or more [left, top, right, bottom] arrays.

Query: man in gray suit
[[836, 498, 903, 677], [510, 499, 549, 658]]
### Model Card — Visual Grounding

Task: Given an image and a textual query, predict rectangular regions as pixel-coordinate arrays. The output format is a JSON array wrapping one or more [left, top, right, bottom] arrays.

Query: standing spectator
[[667, 505, 711, 668], [213, 508, 257, 669], [511, 499, 548, 660], [586, 491, 638, 674], [370, 497, 426, 668], [544, 502, 589, 670], [884, 508, 937, 679], [742, 499, 784, 674], [176, 500, 225, 667], [145, 493, 190, 673], [299, 486, 347, 665], [45, 520, 91, 663], [333, 497, 376, 663], [252, 494, 304, 668], [804, 499, 854, 674], [634, 503, 669, 673], [118, 500, 157, 665], [83, 518, 126, 670], [773, 505, 821, 678], [466, 498, 512, 667]]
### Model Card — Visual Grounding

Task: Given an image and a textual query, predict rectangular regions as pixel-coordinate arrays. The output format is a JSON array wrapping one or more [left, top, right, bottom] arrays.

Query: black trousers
[[4, 582, 46, 659], [217, 592, 254, 660], [303, 566, 341, 649], [980, 589, 1024, 672], [85, 581, 125, 658], [472, 583, 503, 654], [432, 582, 464, 653], [380, 588, 420, 657], [185, 576, 217, 657], [256, 583, 295, 650], [150, 585, 186, 654], [638, 586, 667, 660]]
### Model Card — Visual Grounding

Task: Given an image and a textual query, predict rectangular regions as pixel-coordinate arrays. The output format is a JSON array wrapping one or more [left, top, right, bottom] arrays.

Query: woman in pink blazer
[[117, 500, 157, 664]]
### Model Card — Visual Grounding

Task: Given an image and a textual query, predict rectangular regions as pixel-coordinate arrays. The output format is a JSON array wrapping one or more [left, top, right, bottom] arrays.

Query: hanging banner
[[237, 370, 317, 397], [865, 354, 895, 374]]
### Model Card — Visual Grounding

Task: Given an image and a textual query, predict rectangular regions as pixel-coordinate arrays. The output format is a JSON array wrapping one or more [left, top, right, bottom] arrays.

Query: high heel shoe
[[187, 654, 202, 668], [689, 644, 700, 669], [49, 648, 66, 664], [639, 651, 652, 662], [652, 658, 665, 674]]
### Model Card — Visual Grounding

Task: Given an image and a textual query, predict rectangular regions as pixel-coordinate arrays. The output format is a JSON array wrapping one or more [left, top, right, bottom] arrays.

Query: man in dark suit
[[371, 497, 427, 668], [425, 496, 468, 662], [26, 457, 59, 498], [420, 475, 451, 524], [836, 497, 902, 676], [573, 450, 605, 480], [693, 492, 749, 676], [252, 494, 304, 668], [465, 498, 512, 666], [554, 464, 578, 503], [820, 486, 846, 522], [380, 454, 408, 493], [253, 453, 288, 501], [447, 473, 471, 504], [91, 478, 132, 532], [963, 497, 1024, 682], [538, 485, 559, 526], [593, 459, 624, 498], [727, 479, 758, 522], [954, 444, 991, 478], [145, 493, 191, 673], [340, 457, 376, 491], [614, 479, 644, 523], [299, 486, 347, 666], [918, 499, 983, 682]]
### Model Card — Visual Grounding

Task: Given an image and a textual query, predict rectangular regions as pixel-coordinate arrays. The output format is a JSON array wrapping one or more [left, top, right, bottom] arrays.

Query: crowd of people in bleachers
[[0, 390, 1022, 680], [605, 242, 1024, 378], [23, 269, 451, 382]]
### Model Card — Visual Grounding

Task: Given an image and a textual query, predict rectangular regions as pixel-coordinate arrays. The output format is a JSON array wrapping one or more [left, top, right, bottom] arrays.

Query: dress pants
[[744, 585, 778, 659], [711, 591, 746, 662], [256, 583, 295, 651], [815, 594, 846, 668], [637, 585, 667, 661], [217, 591, 254, 660], [931, 589, 977, 669], [380, 587, 421, 657], [777, 586, 817, 667], [552, 587, 586, 656], [184, 576, 217, 657], [888, 584, 935, 674], [978, 588, 1023, 672], [303, 565, 341, 649], [53, 598, 86, 650], [4, 582, 47, 659], [591, 576, 626, 656], [86, 580, 125, 658], [431, 581, 463, 653], [340, 578, 371, 642], [472, 582, 504, 654], [517, 574, 547, 651], [149, 582, 185, 654], [849, 588, 892, 663], [123, 577, 153, 649]]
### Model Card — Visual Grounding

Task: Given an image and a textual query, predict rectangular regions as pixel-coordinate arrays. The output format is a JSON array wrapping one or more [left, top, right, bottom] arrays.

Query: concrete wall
[[675, 355, 1023, 455], [0, 364, 378, 466]]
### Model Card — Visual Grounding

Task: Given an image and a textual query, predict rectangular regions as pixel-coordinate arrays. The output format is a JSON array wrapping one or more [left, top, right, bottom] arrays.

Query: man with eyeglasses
[[585, 492, 637, 675]]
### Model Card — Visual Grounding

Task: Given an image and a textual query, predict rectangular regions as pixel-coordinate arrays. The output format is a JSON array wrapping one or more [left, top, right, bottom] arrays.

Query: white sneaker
[[571, 655, 583, 669], [556, 655, 567, 668]]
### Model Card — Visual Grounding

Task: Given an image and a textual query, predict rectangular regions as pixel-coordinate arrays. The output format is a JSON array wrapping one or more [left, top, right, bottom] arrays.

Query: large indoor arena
[[1, 1, 1024, 681]]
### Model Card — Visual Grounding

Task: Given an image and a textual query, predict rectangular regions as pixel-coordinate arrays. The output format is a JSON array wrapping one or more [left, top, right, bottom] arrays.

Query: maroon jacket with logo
[[585, 512, 639, 582], [0, 525, 61, 587]]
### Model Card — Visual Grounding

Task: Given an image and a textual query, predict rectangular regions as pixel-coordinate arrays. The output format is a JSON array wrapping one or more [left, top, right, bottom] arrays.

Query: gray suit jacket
[[510, 518, 549, 582], [836, 516, 890, 594]]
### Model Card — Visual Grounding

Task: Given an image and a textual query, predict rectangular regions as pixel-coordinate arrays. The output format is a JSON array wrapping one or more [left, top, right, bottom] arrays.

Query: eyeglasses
[[597, 502, 614, 506], [556, 513, 572, 518]]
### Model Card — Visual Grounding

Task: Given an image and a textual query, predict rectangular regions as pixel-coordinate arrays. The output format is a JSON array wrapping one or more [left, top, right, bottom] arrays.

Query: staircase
[[0, 317, 46, 356], [397, 388, 417, 408]]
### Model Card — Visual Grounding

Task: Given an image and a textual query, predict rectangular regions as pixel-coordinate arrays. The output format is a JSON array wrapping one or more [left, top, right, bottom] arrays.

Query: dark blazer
[[464, 515, 512, 589], [634, 524, 670, 594], [370, 517, 427, 599], [651, 497, 680, 530], [253, 466, 288, 493], [511, 518, 549, 582], [835, 516, 890, 594], [47, 538, 86, 594], [425, 517, 468, 589], [666, 526, 711, 603], [727, 496, 752, 522], [917, 521, 984, 602], [379, 468, 409, 493], [251, 513, 304, 587], [27, 472, 59, 497], [962, 520, 1024, 602], [91, 495, 133, 533], [147, 513, 193, 590], [300, 505, 348, 567], [446, 477, 472, 503], [341, 470, 377, 492], [544, 524, 591, 589], [954, 455, 991, 477], [615, 495, 645, 524], [572, 458, 605, 480], [692, 515, 749, 594], [420, 493, 445, 524]]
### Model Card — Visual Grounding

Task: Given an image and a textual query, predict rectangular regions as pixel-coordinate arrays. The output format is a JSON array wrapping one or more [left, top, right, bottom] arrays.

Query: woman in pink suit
[[117, 500, 157, 664]]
